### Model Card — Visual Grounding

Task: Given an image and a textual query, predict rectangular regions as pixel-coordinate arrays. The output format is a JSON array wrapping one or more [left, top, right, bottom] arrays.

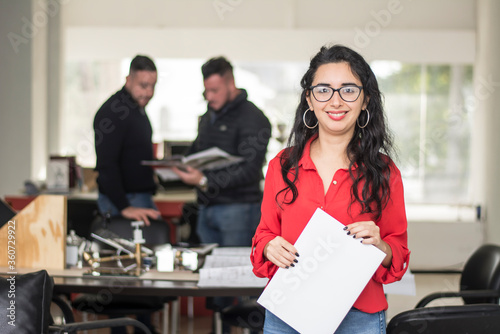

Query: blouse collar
[[298, 134, 318, 171], [298, 133, 358, 171]]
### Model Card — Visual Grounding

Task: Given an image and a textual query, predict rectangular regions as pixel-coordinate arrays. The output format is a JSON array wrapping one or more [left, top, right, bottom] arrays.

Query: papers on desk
[[257, 208, 386, 334], [203, 255, 252, 268], [384, 269, 416, 296], [211, 246, 252, 256], [197, 247, 267, 287], [197, 265, 267, 287]]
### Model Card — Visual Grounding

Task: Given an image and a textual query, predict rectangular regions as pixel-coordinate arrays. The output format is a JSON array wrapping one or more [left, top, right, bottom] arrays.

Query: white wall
[[0, 0, 34, 195], [63, 0, 476, 64], [474, 0, 500, 243]]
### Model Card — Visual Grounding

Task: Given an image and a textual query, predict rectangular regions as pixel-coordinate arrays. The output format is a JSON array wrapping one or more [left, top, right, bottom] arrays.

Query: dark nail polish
[[286, 266, 289, 269], [352, 234, 356, 238], [347, 231, 351, 235], [290, 263, 295, 267], [293, 259, 298, 263], [360, 240, 363, 243], [343, 226, 348, 230], [295, 252, 300, 257]]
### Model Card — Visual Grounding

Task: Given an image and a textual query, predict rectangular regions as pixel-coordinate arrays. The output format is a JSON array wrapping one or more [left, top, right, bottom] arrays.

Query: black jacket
[[188, 89, 271, 206], [93, 87, 156, 211]]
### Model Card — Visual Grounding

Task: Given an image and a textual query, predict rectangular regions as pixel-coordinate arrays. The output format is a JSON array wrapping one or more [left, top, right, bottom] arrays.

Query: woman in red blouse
[[251, 45, 410, 334]]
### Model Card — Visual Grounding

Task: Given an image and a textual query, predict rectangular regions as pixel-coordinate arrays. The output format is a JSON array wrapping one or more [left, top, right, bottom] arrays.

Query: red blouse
[[251, 138, 410, 313]]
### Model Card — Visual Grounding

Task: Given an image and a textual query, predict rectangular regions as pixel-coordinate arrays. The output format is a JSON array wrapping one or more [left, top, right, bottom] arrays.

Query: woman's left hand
[[344, 221, 393, 267], [344, 221, 381, 246]]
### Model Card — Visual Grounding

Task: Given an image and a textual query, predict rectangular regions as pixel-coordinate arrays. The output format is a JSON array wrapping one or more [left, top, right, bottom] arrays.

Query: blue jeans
[[97, 192, 157, 216], [197, 202, 261, 246], [263, 308, 386, 334]]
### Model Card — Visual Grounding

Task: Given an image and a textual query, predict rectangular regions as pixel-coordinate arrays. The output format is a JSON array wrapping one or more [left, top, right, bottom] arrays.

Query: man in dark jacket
[[173, 56, 271, 247], [94, 55, 161, 225], [173, 56, 271, 334], [93, 55, 163, 334]]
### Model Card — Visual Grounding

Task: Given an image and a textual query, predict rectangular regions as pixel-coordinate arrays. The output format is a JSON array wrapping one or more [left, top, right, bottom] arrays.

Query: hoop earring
[[303, 108, 318, 129], [357, 109, 370, 129]]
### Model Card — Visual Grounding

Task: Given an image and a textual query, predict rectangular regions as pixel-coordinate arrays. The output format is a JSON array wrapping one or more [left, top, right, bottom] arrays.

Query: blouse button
[[332, 180, 337, 185]]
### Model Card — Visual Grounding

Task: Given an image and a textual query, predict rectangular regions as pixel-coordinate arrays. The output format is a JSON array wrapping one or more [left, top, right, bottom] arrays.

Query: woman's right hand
[[263, 236, 299, 269]]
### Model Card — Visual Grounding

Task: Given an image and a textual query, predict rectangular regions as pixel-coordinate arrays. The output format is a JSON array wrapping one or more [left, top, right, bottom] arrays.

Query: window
[[372, 62, 474, 204], [62, 58, 307, 169], [62, 59, 473, 207]]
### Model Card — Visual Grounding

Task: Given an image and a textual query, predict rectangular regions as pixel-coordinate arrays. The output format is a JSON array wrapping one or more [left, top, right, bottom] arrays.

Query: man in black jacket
[[173, 56, 271, 247], [93, 55, 163, 334], [94, 55, 161, 225], [173, 56, 271, 334]]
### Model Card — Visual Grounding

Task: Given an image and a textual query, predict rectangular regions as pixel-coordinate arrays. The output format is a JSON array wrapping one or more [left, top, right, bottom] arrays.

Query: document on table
[[211, 246, 252, 256], [257, 208, 386, 334], [384, 269, 416, 296], [203, 255, 252, 268], [197, 246, 266, 287], [197, 265, 268, 287]]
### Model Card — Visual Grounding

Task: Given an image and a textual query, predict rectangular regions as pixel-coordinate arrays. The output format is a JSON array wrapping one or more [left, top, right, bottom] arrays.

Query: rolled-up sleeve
[[372, 165, 410, 284]]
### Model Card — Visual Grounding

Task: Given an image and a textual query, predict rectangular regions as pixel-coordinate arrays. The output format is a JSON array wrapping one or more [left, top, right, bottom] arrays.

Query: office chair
[[416, 244, 500, 308], [387, 244, 500, 334], [71, 215, 177, 334], [387, 303, 500, 334], [0, 270, 152, 334]]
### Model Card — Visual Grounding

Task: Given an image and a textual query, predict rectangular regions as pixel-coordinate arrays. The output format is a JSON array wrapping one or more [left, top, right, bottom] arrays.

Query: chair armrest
[[416, 289, 500, 308], [48, 317, 152, 334], [51, 295, 75, 324]]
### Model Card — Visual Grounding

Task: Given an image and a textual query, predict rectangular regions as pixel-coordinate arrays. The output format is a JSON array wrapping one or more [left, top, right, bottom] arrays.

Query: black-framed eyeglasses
[[309, 85, 363, 103]]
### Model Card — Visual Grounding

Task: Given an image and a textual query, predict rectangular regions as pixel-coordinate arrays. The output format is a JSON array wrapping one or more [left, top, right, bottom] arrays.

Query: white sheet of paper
[[384, 270, 416, 296], [257, 208, 386, 334], [211, 246, 252, 256], [203, 255, 252, 268], [197, 265, 268, 287]]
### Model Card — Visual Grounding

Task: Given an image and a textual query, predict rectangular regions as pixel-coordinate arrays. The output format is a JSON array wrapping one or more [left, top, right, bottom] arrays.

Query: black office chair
[[387, 303, 500, 334], [72, 215, 176, 334], [0, 270, 152, 334], [416, 244, 500, 308], [387, 244, 500, 334]]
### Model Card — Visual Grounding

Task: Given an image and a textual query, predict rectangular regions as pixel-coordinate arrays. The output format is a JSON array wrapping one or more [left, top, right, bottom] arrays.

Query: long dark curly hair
[[278, 45, 395, 220]]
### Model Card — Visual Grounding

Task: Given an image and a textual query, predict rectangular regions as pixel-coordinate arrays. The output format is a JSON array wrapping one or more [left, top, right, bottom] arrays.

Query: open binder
[[144, 147, 245, 183], [142, 147, 244, 171]]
